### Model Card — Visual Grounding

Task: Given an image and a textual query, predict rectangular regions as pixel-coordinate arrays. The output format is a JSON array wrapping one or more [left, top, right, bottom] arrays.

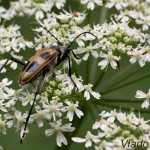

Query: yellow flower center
[[107, 54, 113, 61]]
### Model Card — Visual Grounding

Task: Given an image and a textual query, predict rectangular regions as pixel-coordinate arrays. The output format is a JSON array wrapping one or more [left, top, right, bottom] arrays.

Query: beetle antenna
[[0, 57, 26, 72], [29, 22, 63, 46], [67, 32, 97, 49]]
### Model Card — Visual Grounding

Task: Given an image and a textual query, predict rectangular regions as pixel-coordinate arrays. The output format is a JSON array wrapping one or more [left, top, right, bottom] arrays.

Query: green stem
[[101, 63, 140, 91], [93, 100, 150, 114], [101, 99, 142, 103], [99, 6, 108, 24], [102, 73, 150, 95], [86, 11, 91, 84], [72, 61, 79, 77], [93, 71, 105, 90], [88, 101, 99, 121]]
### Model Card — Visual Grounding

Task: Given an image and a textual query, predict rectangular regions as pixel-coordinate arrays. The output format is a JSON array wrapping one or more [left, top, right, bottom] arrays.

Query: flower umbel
[[72, 110, 150, 149], [0, 0, 150, 149]]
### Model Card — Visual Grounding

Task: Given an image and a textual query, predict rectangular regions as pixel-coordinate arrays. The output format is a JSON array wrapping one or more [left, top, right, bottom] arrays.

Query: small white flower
[[52, 0, 66, 9], [98, 51, 121, 70], [10, 0, 32, 16], [0, 6, 15, 21], [128, 47, 145, 67], [5, 89, 22, 108], [43, 100, 63, 121], [75, 44, 99, 61], [80, 0, 103, 10], [135, 90, 150, 108], [72, 131, 100, 147], [1, 37, 19, 52], [62, 100, 84, 121], [95, 140, 114, 150], [58, 72, 83, 92], [136, 14, 150, 31], [57, 10, 86, 24], [45, 119, 75, 147], [81, 84, 101, 100], [20, 92, 35, 106], [30, 106, 47, 128], [13, 110, 28, 132], [0, 78, 12, 90], [106, 0, 127, 10]]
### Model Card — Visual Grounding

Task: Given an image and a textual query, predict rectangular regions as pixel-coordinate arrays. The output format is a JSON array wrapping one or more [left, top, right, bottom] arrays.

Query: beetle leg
[[0, 57, 26, 72], [67, 56, 79, 91], [20, 73, 46, 143], [72, 51, 81, 60]]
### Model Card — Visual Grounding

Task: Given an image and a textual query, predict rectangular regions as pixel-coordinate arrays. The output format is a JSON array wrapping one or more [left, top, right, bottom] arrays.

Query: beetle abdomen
[[19, 48, 58, 85]]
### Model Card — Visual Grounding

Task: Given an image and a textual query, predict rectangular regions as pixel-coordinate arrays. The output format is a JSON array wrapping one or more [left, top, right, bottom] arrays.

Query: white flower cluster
[[0, 25, 33, 54], [90, 15, 149, 69], [0, 24, 33, 72], [80, 0, 150, 31], [33, 14, 93, 49], [0, 6, 15, 21], [0, 0, 66, 20], [0, 72, 100, 147], [115, 0, 150, 31], [72, 110, 150, 150], [32, 14, 150, 70]]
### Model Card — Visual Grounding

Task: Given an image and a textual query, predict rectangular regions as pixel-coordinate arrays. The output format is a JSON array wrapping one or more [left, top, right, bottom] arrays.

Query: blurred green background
[[0, 0, 150, 150]]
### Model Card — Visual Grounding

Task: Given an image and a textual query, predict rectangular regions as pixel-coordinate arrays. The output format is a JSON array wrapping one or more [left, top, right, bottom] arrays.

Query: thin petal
[[110, 60, 117, 69], [61, 123, 75, 132], [135, 90, 147, 99], [75, 109, 84, 118], [92, 51, 99, 58], [56, 132, 67, 147], [84, 91, 90, 100], [141, 99, 149, 109], [90, 91, 101, 99], [66, 111, 74, 121], [87, 2, 94, 10], [98, 59, 108, 70], [129, 57, 136, 64], [85, 140, 92, 147], [72, 137, 86, 143], [83, 53, 89, 61], [45, 129, 54, 137]]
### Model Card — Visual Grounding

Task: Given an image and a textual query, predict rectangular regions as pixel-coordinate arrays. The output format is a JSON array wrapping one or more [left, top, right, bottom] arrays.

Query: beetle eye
[[26, 61, 40, 72], [40, 52, 50, 60]]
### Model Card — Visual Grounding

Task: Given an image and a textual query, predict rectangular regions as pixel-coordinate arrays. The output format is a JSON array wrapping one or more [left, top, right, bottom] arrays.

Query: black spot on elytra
[[40, 52, 50, 60], [26, 61, 40, 72]]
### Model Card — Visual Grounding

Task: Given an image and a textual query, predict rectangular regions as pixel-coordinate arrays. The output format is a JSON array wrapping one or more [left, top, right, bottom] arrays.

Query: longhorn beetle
[[0, 23, 97, 143]]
